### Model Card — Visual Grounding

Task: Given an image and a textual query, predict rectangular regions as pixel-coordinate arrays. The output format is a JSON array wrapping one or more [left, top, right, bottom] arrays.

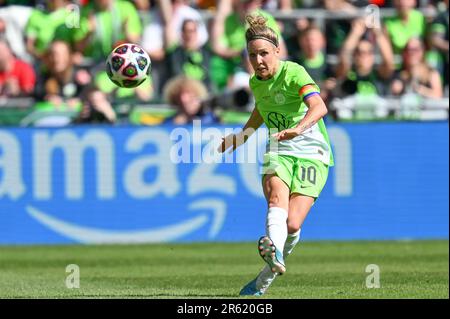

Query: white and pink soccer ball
[[106, 43, 151, 88]]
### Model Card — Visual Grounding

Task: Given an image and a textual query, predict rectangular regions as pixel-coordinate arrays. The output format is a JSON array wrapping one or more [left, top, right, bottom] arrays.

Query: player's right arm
[[217, 106, 264, 153]]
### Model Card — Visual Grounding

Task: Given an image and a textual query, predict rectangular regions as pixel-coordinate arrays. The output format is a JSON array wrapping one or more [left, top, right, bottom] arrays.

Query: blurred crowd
[[0, 0, 448, 125]]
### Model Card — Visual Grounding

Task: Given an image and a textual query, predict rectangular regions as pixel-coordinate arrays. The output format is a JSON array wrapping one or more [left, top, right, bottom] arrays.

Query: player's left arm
[[273, 85, 327, 141]]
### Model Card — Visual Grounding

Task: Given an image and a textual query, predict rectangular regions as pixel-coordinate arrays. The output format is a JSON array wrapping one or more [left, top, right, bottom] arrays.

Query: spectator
[[72, 89, 118, 124], [75, 0, 142, 64], [390, 37, 443, 98], [294, 25, 336, 102], [210, 0, 288, 91], [93, 68, 153, 103], [141, 0, 209, 96], [0, 37, 36, 97], [162, 75, 218, 124], [73, 57, 154, 124], [337, 18, 395, 96], [383, 0, 426, 55], [0, 5, 33, 63], [34, 40, 91, 109], [25, 0, 75, 61], [142, 0, 209, 61], [427, 0, 449, 87], [165, 19, 211, 89], [323, 0, 357, 55], [72, 71, 153, 125]]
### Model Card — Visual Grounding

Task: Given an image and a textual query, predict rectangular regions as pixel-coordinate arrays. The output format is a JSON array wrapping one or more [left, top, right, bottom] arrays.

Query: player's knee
[[268, 193, 286, 208], [287, 220, 301, 234]]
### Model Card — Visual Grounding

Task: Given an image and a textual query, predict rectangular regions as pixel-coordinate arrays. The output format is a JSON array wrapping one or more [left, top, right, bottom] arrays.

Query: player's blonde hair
[[245, 14, 279, 48]]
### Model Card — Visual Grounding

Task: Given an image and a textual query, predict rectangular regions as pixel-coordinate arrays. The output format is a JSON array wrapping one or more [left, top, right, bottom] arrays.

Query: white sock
[[283, 229, 301, 258], [265, 207, 288, 253]]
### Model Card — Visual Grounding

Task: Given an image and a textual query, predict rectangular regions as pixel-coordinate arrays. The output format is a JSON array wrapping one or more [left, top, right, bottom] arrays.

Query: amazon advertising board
[[0, 122, 448, 244]]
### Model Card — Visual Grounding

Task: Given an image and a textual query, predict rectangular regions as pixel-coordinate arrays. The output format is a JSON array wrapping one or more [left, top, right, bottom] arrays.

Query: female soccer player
[[218, 14, 334, 296]]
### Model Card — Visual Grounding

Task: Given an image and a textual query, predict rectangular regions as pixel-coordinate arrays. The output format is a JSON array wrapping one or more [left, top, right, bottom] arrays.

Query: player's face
[[247, 39, 280, 80]]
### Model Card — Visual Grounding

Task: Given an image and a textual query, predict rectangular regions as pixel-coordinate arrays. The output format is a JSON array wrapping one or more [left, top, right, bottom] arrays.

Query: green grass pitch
[[0, 240, 448, 298]]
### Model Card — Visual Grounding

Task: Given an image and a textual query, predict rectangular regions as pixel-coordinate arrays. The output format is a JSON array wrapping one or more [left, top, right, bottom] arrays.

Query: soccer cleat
[[239, 266, 278, 296], [258, 236, 286, 275], [239, 278, 264, 296]]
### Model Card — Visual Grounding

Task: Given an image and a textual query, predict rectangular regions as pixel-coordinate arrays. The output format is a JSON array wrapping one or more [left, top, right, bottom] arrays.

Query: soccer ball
[[106, 43, 151, 88]]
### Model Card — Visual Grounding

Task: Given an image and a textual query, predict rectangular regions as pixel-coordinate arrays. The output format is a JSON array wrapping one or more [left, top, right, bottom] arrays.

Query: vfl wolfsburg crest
[[274, 92, 286, 104]]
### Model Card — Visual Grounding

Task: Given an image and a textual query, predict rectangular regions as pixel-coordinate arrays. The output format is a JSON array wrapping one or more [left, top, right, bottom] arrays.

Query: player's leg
[[287, 194, 314, 234], [259, 173, 290, 274], [283, 194, 314, 259], [239, 175, 290, 296], [240, 195, 310, 296], [240, 155, 292, 296]]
